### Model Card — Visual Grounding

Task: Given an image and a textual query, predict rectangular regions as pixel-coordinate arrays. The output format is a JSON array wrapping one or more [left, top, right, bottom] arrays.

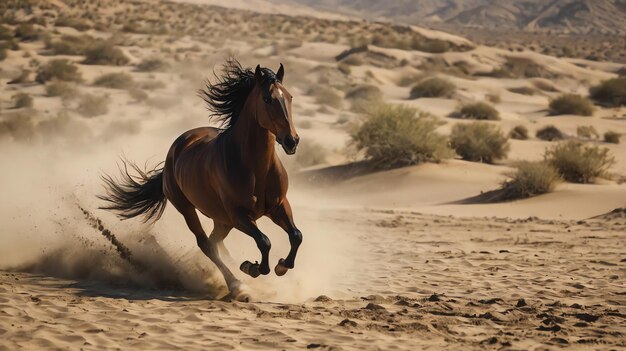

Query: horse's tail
[[98, 160, 167, 223]]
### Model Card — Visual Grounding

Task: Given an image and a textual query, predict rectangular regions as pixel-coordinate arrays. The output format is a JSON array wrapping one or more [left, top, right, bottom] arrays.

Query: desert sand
[[0, 0, 625, 350]]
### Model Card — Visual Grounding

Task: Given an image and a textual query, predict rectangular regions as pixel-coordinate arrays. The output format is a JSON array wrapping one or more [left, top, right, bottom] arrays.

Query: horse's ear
[[276, 63, 284, 82], [254, 65, 263, 84]]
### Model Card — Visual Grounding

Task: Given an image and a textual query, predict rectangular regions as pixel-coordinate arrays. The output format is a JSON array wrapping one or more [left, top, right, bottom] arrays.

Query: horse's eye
[[263, 97, 272, 104]]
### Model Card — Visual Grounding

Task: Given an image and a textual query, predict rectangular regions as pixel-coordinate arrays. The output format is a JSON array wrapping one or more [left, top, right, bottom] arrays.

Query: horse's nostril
[[295, 135, 300, 145], [284, 136, 296, 149]]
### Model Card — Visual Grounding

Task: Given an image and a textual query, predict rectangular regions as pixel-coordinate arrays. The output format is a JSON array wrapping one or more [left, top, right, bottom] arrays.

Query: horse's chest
[[251, 176, 283, 216]]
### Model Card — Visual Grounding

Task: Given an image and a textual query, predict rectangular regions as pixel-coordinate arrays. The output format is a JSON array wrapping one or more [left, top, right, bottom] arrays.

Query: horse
[[98, 59, 302, 300]]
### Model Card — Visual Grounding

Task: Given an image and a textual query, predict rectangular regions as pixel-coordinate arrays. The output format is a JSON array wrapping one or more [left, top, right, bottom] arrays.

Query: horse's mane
[[198, 58, 277, 129]]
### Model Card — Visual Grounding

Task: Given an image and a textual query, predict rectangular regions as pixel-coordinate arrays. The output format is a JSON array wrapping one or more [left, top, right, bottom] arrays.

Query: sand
[[1, 208, 624, 350], [1, 0, 625, 349]]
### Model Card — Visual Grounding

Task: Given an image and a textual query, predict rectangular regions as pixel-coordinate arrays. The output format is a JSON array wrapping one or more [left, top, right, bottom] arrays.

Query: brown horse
[[99, 59, 302, 300]]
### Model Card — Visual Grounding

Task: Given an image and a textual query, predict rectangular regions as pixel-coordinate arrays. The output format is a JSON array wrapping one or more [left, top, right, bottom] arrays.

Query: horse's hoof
[[240, 260, 261, 278], [274, 258, 289, 277]]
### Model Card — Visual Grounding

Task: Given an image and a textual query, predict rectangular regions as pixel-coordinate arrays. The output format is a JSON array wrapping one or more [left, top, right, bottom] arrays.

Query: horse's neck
[[228, 93, 276, 175]]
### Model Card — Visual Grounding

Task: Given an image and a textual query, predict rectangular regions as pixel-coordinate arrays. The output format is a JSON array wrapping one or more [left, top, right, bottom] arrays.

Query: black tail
[[98, 160, 167, 223]]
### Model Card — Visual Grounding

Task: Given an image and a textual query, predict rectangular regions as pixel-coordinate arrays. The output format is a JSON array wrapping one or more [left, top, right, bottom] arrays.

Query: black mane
[[198, 58, 277, 129]]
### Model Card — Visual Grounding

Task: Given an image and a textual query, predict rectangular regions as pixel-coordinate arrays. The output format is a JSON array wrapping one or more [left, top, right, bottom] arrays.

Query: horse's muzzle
[[279, 135, 299, 155]]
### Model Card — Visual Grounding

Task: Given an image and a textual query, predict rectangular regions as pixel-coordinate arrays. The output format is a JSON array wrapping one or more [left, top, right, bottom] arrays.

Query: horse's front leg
[[268, 198, 303, 276], [232, 212, 272, 277]]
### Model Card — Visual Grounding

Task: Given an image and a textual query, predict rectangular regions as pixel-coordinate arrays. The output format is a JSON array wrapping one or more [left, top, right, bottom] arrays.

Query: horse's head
[[253, 64, 299, 155]]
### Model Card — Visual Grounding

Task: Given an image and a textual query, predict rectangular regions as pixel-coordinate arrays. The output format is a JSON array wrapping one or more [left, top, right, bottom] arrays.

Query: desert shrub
[[486, 93, 501, 104], [83, 42, 130, 66], [138, 80, 166, 91], [0, 25, 13, 40], [412, 39, 450, 53], [77, 93, 109, 117], [135, 58, 168, 72], [345, 84, 383, 112], [309, 85, 342, 109], [589, 78, 626, 107], [410, 77, 456, 99], [509, 125, 529, 140], [128, 88, 148, 102], [532, 79, 559, 92], [14, 23, 40, 41], [295, 140, 328, 168], [93, 72, 135, 89], [457, 102, 500, 120], [501, 161, 560, 199], [544, 140, 615, 183], [450, 122, 510, 163], [489, 57, 554, 79], [0, 47, 6, 61], [507, 86, 536, 96], [549, 94, 594, 116], [337, 63, 351, 75], [350, 103, 452, 168], [8, 69, 30, 84], [536, 125, 564, 141], [45, 80, 78, 99], [35, 59, 82, 83], [576, 125, 599, 139], [12, 92, 33, 108], [54, 16, 91, 31], [0, 112, 36, 141], [341, 55, 363, 66], [604, 131, 621, 144], [45, 35, 93, 55], [617, 67, 626, 77]]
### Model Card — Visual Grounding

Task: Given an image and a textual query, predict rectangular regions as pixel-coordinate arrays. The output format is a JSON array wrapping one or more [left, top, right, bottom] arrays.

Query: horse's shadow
[[60, 279, 213, 302]]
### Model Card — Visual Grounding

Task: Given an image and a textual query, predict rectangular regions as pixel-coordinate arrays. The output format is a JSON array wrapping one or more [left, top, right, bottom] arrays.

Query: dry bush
[[341, 55, 363, 66], [135, 58, 168, 72], [35, 59, 82, 83], [486, 93, 501, 103], [549, 94, 594, 116], [77, 93, 109, 117], [457, 102, 500, 120], [83, 42, 130, 66], [12, 92, 33, 108], [604, 131, 621, 144], [507, 86, 536, 96], [410, 77, 456, 99], [14, 23, 40, 41], [501, 161, 560, 199], [45, 35, 93, 55], [0, 47, 6, 61], [129, 88, 148, 102], [532, 79, 559, 92], [46, 80, 78, 100], [536, 125, 564, 141], [8, 69, 30, 84], [54, 16, 91, 31], [0, 25, 13, 40], [345, 84, 383, 112], [509, 125, 529, 140], [545, 140, 615, 183], [138, 80, 166, 91], [308, 85, 343, 109], [450, 122, 510, 163], [488, 57, 554, 79], [589, 77, 626, 107], [295, 140, 328, 168], [412, 39, 450, 53], [93, 72, 135, 89], [350, 103, 452, 168], [0, 111, 36, 141], [576, 125, 599, 139]]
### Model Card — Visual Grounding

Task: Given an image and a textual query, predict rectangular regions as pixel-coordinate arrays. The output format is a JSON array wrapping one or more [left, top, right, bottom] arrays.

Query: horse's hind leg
[[179, 207, 245, 299], [268, 199, 303, 276]]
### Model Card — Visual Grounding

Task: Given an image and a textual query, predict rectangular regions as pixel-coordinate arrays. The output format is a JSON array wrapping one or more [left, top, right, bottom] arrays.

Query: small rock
[[338, 319, 358, 327], [427, 294, 441, 302], [314, 295, 332, 303], [364, 303, 385, 311], [516, 298, 527, 307]]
